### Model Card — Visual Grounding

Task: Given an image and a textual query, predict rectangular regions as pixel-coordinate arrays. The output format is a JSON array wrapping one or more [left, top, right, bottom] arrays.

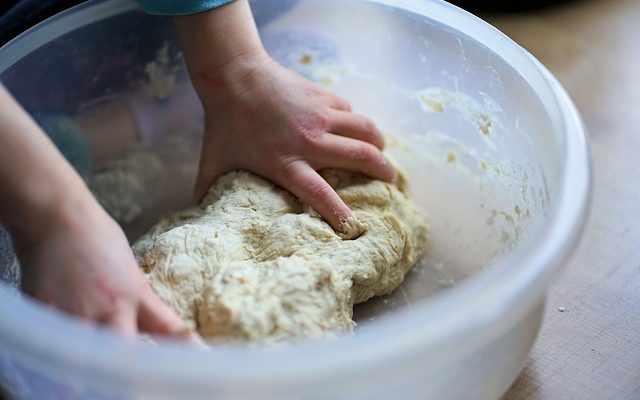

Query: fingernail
[[337, 210, 354, 226], [338, 213, 366, 240]]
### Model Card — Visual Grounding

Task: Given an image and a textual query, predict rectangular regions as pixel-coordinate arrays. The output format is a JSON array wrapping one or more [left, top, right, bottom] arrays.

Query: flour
[[133, 169, 428, 343]]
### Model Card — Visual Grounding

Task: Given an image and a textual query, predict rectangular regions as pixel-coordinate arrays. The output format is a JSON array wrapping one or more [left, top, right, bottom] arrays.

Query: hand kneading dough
[[133, 169, 428, 342]]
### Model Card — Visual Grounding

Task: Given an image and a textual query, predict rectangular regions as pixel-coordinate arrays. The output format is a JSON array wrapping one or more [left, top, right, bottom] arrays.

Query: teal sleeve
[[136, 0, 236, 16]]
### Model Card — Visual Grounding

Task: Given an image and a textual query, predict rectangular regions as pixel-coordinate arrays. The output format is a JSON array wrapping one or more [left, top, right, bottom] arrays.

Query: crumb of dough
[[299, 53, 314, 65], [446, 149, 457, 163], [338, 215, 367, 240], [133, 169, 428, 343], [419, 95, 445, 113], [319, 76, 334, 87]]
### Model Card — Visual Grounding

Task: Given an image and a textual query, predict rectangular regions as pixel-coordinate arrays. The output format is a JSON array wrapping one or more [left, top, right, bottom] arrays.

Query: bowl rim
[[0, 0, 591, 389]]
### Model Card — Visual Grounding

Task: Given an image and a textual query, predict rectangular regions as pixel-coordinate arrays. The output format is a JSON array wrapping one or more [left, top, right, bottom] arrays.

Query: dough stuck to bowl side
[[133, 169, 428, 343]]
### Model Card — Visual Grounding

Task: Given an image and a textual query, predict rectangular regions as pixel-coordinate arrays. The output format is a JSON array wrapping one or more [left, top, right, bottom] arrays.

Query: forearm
[[0, 85, 95, 242], [173, 0, 268, 106]]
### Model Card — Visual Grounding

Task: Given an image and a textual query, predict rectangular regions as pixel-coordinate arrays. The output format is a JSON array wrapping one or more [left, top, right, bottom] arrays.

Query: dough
[[133, 169, 428, 342]]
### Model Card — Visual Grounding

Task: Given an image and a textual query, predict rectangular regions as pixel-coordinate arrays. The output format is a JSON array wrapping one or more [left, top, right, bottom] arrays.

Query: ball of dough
[[133, 169, 428, 343]]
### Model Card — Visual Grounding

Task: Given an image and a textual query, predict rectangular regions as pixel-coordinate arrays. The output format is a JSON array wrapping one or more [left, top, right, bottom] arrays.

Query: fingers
[[326, 110, 385, 150], [182, 331, 209, 349], [138, 290, 206, 345], [137, 286, 188, 336], [278, 161, 353, 232], [308, 135, 396, 182], [104, 287, 205, 345], [104, 300, 137, 339], [326, 93, 351, 112]]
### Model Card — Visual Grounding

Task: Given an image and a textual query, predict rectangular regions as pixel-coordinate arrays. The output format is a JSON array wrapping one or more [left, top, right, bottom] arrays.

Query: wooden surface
[[484, 1, 640, 399]]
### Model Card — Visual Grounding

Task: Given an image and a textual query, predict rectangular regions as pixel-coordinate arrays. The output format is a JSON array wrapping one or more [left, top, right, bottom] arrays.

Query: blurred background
[[0, 0, 578, 46]]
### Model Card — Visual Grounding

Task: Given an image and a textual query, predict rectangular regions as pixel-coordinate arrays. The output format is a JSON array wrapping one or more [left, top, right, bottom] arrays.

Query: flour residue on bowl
[[415, 87, 496, 139], [291, 49, 353, 88], [142, 42, 181, 100], [262, 29, 354, 88]]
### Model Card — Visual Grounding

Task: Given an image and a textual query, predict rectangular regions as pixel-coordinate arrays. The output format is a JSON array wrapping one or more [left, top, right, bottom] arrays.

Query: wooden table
[[483, 0, 640, 398]]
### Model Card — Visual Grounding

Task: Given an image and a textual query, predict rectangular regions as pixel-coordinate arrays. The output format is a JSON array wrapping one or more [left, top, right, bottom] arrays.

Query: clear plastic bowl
[[0, 0, 590, 399]]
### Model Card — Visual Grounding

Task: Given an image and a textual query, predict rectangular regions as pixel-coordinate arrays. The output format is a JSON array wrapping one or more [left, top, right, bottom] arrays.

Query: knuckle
[[275, 158, 301, 184], [313, 112, 330, 132], [279, 157, 299, 176], [349, 142, 377, 162], [290, 114, 326, 147], [361, 117, 377, 133], [333, 95, 351, 110]]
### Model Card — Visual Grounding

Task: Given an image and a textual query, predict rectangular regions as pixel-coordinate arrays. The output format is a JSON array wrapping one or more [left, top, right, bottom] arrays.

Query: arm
[[0, 84, 192, 339], [172, 0, 395, 232], [0, 85, 87, 241]]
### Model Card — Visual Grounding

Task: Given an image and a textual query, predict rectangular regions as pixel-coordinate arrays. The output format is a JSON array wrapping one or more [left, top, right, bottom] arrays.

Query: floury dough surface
[[133, 169, 428, 342]]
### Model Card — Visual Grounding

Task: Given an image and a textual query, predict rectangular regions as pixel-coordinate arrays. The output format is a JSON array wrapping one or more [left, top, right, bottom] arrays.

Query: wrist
[[8, 178, 101, 251], [173, 0, 270, 106], [189, 48, 272, 107]]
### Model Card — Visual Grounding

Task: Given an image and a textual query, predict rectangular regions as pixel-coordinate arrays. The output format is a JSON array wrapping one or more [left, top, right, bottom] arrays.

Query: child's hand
[[16, 197, 192, 340], [175, 1, 395, 232], [194, 57, 395, 231], [0, 84, 196, 340]]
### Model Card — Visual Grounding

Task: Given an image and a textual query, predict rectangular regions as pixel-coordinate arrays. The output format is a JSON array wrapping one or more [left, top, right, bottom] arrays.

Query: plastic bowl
[[0, 0, 590, 399]]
